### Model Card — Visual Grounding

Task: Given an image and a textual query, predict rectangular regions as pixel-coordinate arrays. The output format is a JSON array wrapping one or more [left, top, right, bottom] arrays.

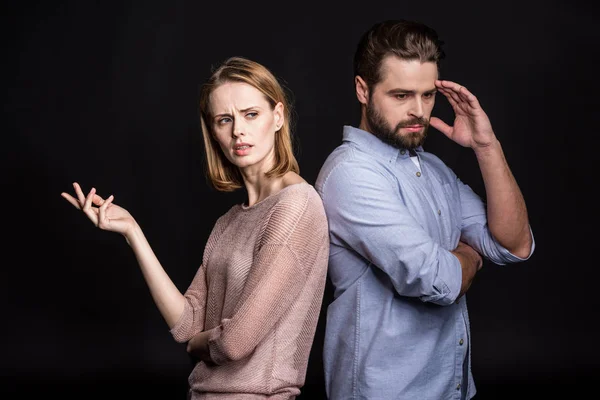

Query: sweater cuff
[[169, 301, 193, 343], [206, 319, 229, 365]]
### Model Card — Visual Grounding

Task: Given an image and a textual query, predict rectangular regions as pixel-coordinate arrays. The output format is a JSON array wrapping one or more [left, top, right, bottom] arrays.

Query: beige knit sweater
[[170, 182, 329, 399]]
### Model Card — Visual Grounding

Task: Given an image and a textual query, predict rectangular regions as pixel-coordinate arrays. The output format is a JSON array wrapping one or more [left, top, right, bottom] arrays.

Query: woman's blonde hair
[[199, 56, 299, 192]]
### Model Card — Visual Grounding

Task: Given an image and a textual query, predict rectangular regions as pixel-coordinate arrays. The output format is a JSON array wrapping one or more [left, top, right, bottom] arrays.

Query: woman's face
[[210, 81, 283, 174]]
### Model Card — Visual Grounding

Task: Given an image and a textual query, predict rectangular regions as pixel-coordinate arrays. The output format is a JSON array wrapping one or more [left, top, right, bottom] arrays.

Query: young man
[[315, 20, 535, 399]]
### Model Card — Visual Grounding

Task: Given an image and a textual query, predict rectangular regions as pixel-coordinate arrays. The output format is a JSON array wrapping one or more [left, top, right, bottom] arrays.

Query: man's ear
[[355, 76, 369, 105]]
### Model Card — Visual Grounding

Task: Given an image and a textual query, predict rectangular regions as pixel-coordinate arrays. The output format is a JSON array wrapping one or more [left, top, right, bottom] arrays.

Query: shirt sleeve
[[321, 160, 461, 306], [204, 191, 328, 365], [169, 213, 230, 343], [456, 177, 536, 265]]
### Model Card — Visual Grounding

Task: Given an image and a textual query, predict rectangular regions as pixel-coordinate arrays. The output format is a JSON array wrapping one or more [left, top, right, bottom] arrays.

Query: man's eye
[[396, 94, 407, 100], [424, 93, 435, 99]]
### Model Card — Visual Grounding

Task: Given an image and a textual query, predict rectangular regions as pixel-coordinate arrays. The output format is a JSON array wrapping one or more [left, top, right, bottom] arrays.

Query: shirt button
[[400, 150, 406, 155], [437, 209, 441, 215], [456, 384, 461, 391], [416, 171, 421, 177], [459, 339, 464, 345]]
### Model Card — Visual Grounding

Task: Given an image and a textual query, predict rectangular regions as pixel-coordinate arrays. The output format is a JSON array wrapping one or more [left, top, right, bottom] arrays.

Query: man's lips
[[402, 125, 424, 132]]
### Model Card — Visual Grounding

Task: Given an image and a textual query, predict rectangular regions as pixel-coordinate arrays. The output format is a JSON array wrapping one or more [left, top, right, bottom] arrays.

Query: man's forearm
[[474, 138, 533, 258]]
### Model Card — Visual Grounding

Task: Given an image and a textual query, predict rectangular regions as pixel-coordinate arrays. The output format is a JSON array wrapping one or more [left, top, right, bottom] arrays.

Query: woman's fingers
[[61, 192, 82, 210], [70, 182, 105, 206], [82, 187, 96, 211], [98, 194, 114, 228], [92, 193, 105, 206], [82, 187, 100, 225], [73, 182, 86, 205], [64, 182, 112, 228]]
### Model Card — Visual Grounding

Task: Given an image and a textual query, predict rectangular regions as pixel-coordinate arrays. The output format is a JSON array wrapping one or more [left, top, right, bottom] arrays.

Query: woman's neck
[[241, 170, 304, 207], [243, 177, 285, 207]]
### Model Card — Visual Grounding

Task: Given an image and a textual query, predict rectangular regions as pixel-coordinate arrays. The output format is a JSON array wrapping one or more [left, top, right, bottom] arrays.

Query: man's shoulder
[[317, 143, 389, 185], [316, 153, 397, 205]]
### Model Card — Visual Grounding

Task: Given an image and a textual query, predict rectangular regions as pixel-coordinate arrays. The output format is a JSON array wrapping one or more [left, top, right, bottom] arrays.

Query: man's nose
[[409, 98, 424, 118]]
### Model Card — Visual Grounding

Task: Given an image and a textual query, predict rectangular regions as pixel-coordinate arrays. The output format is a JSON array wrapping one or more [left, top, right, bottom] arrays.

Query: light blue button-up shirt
[[315, 126, 534, 400]]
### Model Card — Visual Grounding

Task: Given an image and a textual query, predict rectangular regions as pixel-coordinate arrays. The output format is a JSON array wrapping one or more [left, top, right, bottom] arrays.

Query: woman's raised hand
[[61, 182, 136, 237]]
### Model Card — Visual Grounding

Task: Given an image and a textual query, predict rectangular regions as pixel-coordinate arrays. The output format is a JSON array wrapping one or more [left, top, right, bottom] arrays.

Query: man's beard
[[366, 99, 429, 150]]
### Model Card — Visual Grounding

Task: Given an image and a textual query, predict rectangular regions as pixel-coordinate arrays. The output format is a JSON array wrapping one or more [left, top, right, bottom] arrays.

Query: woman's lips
[[233, 143, 253, 156]]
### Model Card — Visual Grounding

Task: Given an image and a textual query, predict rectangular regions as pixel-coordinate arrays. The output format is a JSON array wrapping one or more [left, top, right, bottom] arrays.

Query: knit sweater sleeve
[[205, 189, 328, 365], [170, 213, 230, 343]]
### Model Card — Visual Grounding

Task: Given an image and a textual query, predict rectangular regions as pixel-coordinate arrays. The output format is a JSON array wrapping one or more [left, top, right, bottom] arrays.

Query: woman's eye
[[218, 117, 232, 125], [246, 112, 258, 118]]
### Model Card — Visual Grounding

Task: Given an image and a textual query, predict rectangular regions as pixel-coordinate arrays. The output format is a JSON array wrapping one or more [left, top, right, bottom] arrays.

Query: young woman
[[61, 57, 330, 399]]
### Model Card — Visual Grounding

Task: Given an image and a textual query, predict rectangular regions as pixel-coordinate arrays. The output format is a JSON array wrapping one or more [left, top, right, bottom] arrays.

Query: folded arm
[[188, 194, 328, 364], [321, 162, 464, 306]]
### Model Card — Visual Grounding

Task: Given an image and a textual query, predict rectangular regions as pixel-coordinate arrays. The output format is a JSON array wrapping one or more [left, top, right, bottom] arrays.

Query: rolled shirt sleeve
[[456, 177, 536, 265]]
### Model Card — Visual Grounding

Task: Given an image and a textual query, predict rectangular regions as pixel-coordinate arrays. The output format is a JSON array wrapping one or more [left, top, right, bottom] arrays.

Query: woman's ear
[[274, 102, 284, 130]]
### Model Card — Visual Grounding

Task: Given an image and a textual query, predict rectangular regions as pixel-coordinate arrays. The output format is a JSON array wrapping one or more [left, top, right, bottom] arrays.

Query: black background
[[3, 1, 598, 399]]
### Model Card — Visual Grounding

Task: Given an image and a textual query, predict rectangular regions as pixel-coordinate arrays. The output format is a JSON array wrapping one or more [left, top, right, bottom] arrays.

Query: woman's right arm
[[125, 220, 186, 328], [61, 182, 186, 328]]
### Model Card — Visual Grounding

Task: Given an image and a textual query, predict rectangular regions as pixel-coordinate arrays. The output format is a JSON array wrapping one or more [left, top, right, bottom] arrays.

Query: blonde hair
[[199, 57, 299, 192]]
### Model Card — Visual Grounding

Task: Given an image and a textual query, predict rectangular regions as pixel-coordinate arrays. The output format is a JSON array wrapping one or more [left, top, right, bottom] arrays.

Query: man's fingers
[[437, 80, 481, 111], [437, 79, 464, 94], [429, 117, 452, 137], [437, 80, 475, 108], [438, 86, 462, 108]]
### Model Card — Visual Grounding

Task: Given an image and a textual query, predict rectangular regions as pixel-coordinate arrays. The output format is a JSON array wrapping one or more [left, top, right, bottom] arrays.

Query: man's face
[[365, 56, 438, 150]]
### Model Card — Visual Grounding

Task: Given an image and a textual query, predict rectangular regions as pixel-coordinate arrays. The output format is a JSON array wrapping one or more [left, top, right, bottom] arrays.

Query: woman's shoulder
[[276, 180, 320, 205], [273, 181, 326, 222], [279, 172, 318, 198]]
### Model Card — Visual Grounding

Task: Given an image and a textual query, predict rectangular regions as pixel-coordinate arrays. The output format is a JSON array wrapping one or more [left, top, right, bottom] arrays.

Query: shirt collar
[[342, 125, 424, 162]]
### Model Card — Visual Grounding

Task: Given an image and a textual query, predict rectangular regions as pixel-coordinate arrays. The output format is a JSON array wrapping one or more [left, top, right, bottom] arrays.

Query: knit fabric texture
[[170, 182, 329, 399]]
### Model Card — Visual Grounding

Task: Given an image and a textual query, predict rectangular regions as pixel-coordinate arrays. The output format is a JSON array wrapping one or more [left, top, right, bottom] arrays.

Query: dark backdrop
[[3, 1, 598, 399]]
